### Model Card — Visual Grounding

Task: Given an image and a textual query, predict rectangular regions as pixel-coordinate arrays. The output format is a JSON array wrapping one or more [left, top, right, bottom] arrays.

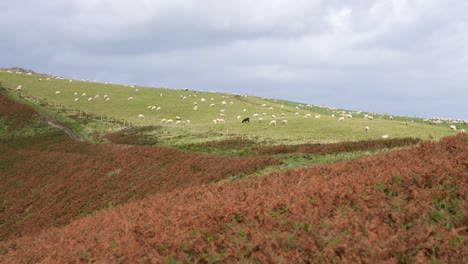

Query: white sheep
[[460, 129, 465, 133], [216, 118, 225, 124], [151, 106, 157, 111], [220, 113, 226, 118], [220, 109, 225, 112], [128, 97, 134, 100], [281, 113, 285, 116], [271, 115, 277, 119], [16, 85, 22, 91], [138, 114, 145, 119], [450, 125, 457, 131], [315, 115, 321, 119], [186, 120, 191, 125], [175, 120, 181, 125], [209, 103, 215, 107], [295, 112, 299, 116], [338, 117, 345, 122], [135, 88, 139, 92], [281, 120, 288, 125], [193, 105, 198, 111], [55, 91, 61, 95], [243, 108, 247, 112], [259, 117, 263, 123], [269, 120, 277, 126], [268, 107, 273, 111], [382, 134, 389, 139], [200, 98, 206, 102], [262, 113, 267, 116], [147, 106, 152, 110], [156, 107, 161, 111], [261, 103, 266, 107], [104, 94, 108, 99], [74, 92, 78, 96], [105, 97, 110, 102], [160, 118, 167, 124], [237, 115, 241, 120], [82, 93, 87, 97], [365, 126, 369, 132], [252, 113, 259, 118], [304, 114, 311, 118], [166, 119, 174, 124], [175, 116, 181, 120]]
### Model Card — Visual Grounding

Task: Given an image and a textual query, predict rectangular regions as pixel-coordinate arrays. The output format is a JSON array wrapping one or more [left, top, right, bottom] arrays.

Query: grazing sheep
[[261, 103, 267, 107], [315, 115, 321, 118], [138, 114, 145, 119], [281, 120, 288, 125], [259, 117, 263, 123], [221, 101, 227, 105], [151, 106, 156, 111], [74, 98, 78, 102], [175, 120, 181, 125], [156, 107, 161, 111], [74, 92, 78, 96], [262, 113, 267, 116], [175, 116, 181, 120], [220, 109, 225, 112], [209, 103, 215, 107], [186, 120, 191, 125], [252, 113, 259, 118], [271, 115, 277, 119], [390, 116, 394, 120], [16, 85, 22, 91], [166, 119, 174, 124], [242, 117, 250, 123], [88, 97, 93, 102], [95, 95, 99, 98], [160, 118, 167, 124], [304, 114, 311, 118], [295, 112, 299, 116], [105, 97, 110, 102], [450, 125, 457, 131], [281, 113, 285, 116], [104, 94, 108, 99], [365, 126, 369, 132], [147, 106, 152, 110], [128, 97, 134, 100], [135, 88, 139, 92], [82, 93, 87, 96], [269, 120, 277, 126], [237, 115, 241, 120], [460, 129, 465, 133], [243, 108, 247, 113], [220, 113, 226, 118], [193, 105, 198, 110], [200, 98, 206, 102], [382, 134, 389, 139], [55, 91, 61, 95], [216, 118, 225, 124], [338, 117, 345, 122], [268, 107, 273, 111]]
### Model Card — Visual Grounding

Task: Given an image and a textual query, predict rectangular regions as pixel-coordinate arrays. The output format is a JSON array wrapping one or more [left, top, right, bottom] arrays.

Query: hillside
[[0, 68, 466, 263], [0, 69, 461, 147], [0, 134, 466, 263]]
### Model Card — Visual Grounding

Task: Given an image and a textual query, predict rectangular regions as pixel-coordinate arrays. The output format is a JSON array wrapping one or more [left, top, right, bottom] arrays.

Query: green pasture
[[0, 71, 461, 145]]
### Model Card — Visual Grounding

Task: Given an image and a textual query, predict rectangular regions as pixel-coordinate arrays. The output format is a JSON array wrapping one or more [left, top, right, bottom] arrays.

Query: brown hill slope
[[0, 91, 282, 241], [1, 134, 466, 263]]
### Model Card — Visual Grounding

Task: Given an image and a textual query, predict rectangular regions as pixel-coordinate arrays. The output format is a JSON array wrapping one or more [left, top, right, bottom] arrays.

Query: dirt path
[[37, 112, 81, 141]]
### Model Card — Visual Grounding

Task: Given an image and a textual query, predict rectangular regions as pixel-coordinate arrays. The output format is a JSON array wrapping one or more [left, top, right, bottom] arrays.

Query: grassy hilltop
[[0, 70, 458, 146]]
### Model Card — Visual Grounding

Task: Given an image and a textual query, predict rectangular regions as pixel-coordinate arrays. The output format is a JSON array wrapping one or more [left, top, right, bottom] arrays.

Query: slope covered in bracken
[[0, 91, 282, 241], [1, 134, 466, 263]]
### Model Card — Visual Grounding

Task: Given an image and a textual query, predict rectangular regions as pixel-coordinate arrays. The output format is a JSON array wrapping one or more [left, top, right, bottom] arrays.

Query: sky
[[1, 0, 467, 119]]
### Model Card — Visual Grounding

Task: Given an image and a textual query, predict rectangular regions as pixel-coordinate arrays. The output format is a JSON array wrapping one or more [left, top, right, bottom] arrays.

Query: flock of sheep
[[6, 69, 466, 138]]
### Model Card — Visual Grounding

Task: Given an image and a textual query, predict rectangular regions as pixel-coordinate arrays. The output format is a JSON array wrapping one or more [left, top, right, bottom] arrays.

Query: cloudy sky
[[1, 0, 467, 119]]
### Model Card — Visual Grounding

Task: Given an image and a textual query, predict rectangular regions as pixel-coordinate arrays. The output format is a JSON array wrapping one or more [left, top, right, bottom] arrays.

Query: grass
[[0, 71, 460, 146]]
